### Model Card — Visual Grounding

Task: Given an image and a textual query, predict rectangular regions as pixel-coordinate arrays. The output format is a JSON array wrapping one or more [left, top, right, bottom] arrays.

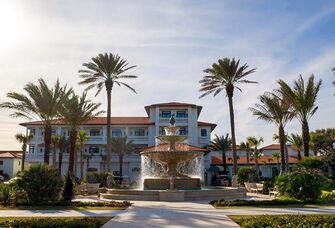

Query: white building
[[0, 151, 22, 178], [21, 102, 216, 182]]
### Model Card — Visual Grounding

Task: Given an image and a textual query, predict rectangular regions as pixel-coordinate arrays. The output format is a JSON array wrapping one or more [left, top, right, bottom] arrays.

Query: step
[[100, 193, 159, 201]]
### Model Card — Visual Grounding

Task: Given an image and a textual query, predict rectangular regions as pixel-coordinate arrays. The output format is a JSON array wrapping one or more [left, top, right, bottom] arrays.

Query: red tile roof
[[211, 155, 299, 165], [20, 117, 154, 126], [260, 144, 281, 150], [0, 151, 22, 159], [142, 143, 209, 152], [144, 102, 202, 115]]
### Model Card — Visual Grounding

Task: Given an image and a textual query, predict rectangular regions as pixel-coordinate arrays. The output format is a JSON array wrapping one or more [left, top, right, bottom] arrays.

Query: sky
[[0, 0, 334, 149]]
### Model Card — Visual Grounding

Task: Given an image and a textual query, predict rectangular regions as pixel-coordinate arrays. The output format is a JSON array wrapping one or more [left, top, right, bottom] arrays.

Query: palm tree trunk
[[44, 125, 52, 164], [68, 128, 77, 175], [279, 125, 286, 174], [119, 154, 123, 184], [52, 144, 57, 169], [246, 149, 250, 165], [74, 149, 77, 177], [255, 149, 259, 178], [58, 149, 63, 175], [80, 145, 84, 180], [86, 156, 90, 172], [297, 150, 301, 161], [21, 148, 26, 171], [106, 82, 113, 172], [222, 151, 227, 174], [285, 144, 289, 172], [227, 93, 238, 174], [302, 120, 310, 157]]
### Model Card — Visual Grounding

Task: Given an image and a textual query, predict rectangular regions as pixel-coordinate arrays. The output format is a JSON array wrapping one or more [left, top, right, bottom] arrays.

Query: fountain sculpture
[[140, 115, 204, 190]]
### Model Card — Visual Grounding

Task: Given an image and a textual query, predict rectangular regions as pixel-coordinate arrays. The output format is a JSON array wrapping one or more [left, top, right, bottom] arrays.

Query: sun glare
[[0, 2, 25, 48]]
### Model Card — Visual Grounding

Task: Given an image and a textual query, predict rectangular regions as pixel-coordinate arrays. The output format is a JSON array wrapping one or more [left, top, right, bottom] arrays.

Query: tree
[[77, 130, 89, 179], [15, 133, 33, 171], [58, 135, 68, 175], [59, 92, 103, 176], [288, 133, 303, 161], [0, 79, 71, 164], [250, 92, 295, 174], [51, 134, 60, 169], [199, 58, 257, 174], [278, 75, 322, 157], [210, 134, 231, 174], [272, 152, 281, 174], [110, 136, 135, 184], [78, 53, 138, 172], [240, 140, 251, 165], [273, 133, 289, 172], [247, 136, 264, 177]]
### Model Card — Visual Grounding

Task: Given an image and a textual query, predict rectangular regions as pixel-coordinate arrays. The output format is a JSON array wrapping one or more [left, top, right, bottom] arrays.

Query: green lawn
[[0, 217, 112, 228]]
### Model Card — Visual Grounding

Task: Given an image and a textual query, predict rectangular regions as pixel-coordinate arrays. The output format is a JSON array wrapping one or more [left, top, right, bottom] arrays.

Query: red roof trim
[[0, 151, 23, 159]]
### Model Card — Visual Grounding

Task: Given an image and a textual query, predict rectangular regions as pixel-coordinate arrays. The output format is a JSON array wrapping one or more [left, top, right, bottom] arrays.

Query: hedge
[[231, 214, 335, 228], [210, 198, 324, 207], [0, 217, 111, 228], [16, 200, 132, 208]]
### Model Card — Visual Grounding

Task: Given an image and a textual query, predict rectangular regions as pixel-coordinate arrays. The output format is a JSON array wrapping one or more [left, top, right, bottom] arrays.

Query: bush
[[233, 214, 335, 228], [16, 200, 132, 208], [0, 184, 15, 206], [237, 167, 257, 186], [16, 164, 63, 204], [298, 157, 324, 170], [62, 174, 74, 202], [0, 217, 111, 228], [320, 190, 335, 202], [260, 178, 275, 194], [275, 168, 329, 200], [86, 172, 114, 187]]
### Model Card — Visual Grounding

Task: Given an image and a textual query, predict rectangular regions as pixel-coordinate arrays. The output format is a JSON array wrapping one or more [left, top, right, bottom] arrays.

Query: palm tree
[[199, 58, 257, 174], [210, 134, 231, 174], [77, 130, 89, 179], [288, 133, 303, 160], [51, 134, 60, 169], [250, 92, 295, 174], [240, 140, 251, 165], [247, 136, 264, 177], [272, 152, 281, 175], [58, 135, 68, 175], [0, 79, 71, 164], [278, 75, 322, 157], [273, 133, 289, 172], [59, 92, 103, 176], [111, 136, 135, 184], [78, 53, 138, 172], [15, 133, 33, 171]]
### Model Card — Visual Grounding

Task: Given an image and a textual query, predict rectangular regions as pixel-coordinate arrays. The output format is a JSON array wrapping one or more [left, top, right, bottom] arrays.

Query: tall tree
[[273, 133, 289, 172], [78, 53, 138, 172], [247, 136, 264, 177], [51, 134, 60, 169], [278, 75, 322, 157], [210, 134, 231, 174], [15, 133, 33, 171], [58, 135, 68, 175], [59, 92, 103, 176], [288, 133, 303, 161], [199, 58, 257, 174], [77, 130, 89, 179], [250, 92, 295, 174], [272, 152, 281, 175], [0, 79, 71, 164], [111, 136, 135, 184], [240, 140, 251, 165]]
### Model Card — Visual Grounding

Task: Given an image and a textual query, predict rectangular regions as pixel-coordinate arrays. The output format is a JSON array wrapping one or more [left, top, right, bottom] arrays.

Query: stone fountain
[[140, 115, 204, 191]]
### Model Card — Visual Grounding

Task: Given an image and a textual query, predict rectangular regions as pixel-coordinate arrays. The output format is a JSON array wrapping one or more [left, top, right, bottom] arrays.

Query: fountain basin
[[144, 178, 201, 190]]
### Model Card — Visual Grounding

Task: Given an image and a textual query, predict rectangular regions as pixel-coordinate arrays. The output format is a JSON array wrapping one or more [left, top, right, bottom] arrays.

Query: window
[[134, 128, 145, 136], [161, 111, 171, 118], [29, 145, 35, 153], [176, 110, 187, 118], [159, 127, 166, 135], [90, 129, 101, 136], [179, 127, 188, 136], [89, 146, 100, 153], [0, 170, 3, 175], [0, 161, 3, 165], [39, 148, 43, 153], [112, 129, 122, 137], [29, 129, 36, 136], [51, 129, 57, 135], [201, 129, 207, 137]]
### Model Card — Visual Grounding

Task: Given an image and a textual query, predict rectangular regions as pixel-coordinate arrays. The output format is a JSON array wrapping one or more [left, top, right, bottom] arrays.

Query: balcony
[[87, 136, 104, 143]]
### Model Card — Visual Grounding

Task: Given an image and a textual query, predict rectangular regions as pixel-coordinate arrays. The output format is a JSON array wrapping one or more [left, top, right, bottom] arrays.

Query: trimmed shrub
[[86, 172, 115, 187], [298, 157, 324, 170], [233, 214, 335, 228], [16, 164, 63, 203], [0, 184, 15, 206], [0, 217, 111, 228], [62, 174, 74, 202], [320, 190, 335, 202], [237, 166, 257, 186], [275, 168, 329, 200]]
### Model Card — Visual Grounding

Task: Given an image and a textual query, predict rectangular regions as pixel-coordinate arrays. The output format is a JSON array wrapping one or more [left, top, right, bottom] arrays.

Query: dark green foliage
[[298, 157, 324, 169], [16, 200, 131, 208], [232, 214, 335, 228], [86, 172, 113, 187], [320, 191, 335, 202], [62, 174, 74, 202], [0, 217, 111, 228], [261, 178, 275, 194], [275, 168, 329, 200], [237, 166, 257, 185], [0, 184, 15, 206], [16, 164, 63, 203]]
